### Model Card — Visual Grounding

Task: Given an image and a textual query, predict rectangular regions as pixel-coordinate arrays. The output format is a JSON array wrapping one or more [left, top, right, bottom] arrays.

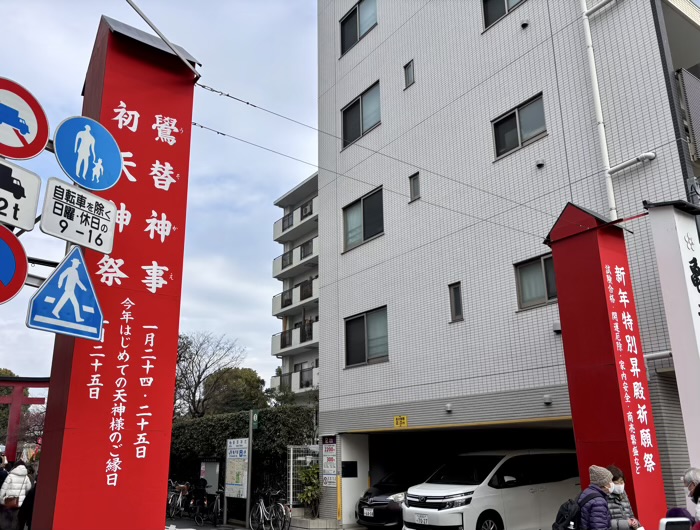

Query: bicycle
[[168, 482, 190, 519], [249, 490, 286, 530], [194, 487, 224, 527]]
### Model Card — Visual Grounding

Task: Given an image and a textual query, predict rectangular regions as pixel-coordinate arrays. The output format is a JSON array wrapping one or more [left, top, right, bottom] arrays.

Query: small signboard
[[26, 246, 103, 341], [225, 438, 249, 499], [0, 77, 50, 160], [53, 116, 123, 191], [322, 435, 337, 488], [252, 409, 259, 430], [0, 159, 41, 231], [0, 225, 28, 305], [40, 178, 117, 254], [393, 416, 408, 428]]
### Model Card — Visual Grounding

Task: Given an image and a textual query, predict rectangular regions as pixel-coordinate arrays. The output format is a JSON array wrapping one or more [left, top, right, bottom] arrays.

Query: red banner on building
[[35, 17, 197, 530], [546, 204, 665, 527]]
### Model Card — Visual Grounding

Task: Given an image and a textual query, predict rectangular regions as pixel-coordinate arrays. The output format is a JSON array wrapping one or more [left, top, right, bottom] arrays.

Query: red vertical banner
[[35, 17, 196, 530], [546, 204, 666, 528]]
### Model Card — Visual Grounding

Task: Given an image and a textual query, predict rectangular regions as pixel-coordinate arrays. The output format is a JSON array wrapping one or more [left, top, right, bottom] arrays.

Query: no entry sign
[[0, 78, 50, 160]]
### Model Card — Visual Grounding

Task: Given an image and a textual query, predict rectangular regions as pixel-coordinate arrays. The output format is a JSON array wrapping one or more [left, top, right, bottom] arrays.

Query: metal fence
[[287, 445, 319, 506]]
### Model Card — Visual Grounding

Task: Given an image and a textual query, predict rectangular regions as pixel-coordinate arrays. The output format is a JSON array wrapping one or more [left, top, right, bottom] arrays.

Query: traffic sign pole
[[246, 409, 253, 529]]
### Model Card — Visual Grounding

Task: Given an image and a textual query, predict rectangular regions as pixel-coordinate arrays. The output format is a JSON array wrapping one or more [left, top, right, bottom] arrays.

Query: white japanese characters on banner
[[604, 263, 661, 476]]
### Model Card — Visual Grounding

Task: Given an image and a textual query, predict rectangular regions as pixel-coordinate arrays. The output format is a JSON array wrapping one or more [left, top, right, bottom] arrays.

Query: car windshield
[[426, 455, 504, 485], [377, 470, 425, 486]]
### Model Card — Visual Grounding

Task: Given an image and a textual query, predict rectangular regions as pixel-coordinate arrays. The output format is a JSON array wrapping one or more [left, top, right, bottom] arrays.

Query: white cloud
[[0, 1, 317, 386]]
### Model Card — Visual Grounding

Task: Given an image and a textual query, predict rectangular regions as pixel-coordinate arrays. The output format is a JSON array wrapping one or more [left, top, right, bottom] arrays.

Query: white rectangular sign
[[225, 438, 249, 499], [40, 178, 117, 254], [0, 159, 41, 231], [648, 203, 700, 470], [322, 474, 337, 487]]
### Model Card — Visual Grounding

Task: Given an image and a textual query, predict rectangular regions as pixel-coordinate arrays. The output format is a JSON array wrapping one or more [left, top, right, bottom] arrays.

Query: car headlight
[[443, 493, 473, 509], [388, 492, 405, 503]]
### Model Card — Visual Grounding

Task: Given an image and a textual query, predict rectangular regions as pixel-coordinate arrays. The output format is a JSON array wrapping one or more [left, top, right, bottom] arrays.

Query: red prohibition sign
[[0, 225, 28, 305], [0, 77, 50, 160]]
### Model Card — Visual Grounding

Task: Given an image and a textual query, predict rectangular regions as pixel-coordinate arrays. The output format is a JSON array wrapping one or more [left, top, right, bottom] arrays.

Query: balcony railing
[[281, 250, 293, 270], [280, 329, 293, 349], [299, 367, 314, 389], [272, 321, 320, 356], [273, 237, 318, 278], [282, 212, 294, 231], [300, 240, 313, 260], [274, 196, 319, 242], [299, 279, 313, 301], [281, 288, 293, 308], [279, 373, 292, 391]]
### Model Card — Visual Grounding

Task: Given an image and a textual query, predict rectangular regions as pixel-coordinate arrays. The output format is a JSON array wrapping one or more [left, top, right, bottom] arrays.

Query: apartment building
[[316, 0, 700, 523], [270, 173, 320, 399]]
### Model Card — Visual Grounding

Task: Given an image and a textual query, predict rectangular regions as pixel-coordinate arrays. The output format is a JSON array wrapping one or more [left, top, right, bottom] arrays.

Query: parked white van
[[403, 450, 580, 530]]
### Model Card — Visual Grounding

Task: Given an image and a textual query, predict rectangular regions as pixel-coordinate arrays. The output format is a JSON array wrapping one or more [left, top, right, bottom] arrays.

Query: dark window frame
[[515, 253, 557, 310], [404, 60, 415, 89], [343, 187, 384, 251], [342, 82, 381, 147], [482, 0, 528, 30], [449, 282, 464, 322], [345, 306, 389, 367], [492, 94, 546, 159], [340, 0, 378, 56], [409, 172, 420, 202]]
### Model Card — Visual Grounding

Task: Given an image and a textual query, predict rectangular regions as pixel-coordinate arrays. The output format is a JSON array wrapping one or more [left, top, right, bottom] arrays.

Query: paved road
[[164, 517, 222, 530]]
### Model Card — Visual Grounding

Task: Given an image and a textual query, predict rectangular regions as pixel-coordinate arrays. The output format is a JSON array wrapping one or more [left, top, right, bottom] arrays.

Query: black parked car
[[356, 470, 429, 528]]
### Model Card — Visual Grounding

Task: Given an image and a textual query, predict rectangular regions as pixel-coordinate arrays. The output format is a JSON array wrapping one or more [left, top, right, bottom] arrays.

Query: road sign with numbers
[[40, 178, 117, 253], [0, 159, 41, 231]]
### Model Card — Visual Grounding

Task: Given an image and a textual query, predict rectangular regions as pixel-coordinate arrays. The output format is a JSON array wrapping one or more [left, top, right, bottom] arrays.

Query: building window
[[493, 95, 546, 158], [449, 282, 463, 322], [515, 254, 557, 309], [341, 0, 377, 55], [346, 306, 388, 366], [483, 0, 526, 29], [342, 82, 381, 147], [404, 60, 415, 88], [409, 173, 420, 201], [343, 188, 383, 250]]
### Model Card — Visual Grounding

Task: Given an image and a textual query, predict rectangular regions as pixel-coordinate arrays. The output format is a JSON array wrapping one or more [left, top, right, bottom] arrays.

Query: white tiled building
[[316, 0, 700, 523], [270, 173, 320, 398]]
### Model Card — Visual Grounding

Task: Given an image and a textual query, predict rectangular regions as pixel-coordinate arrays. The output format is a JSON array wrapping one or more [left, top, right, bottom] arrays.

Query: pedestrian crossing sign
[[26, 246, 103, 341]]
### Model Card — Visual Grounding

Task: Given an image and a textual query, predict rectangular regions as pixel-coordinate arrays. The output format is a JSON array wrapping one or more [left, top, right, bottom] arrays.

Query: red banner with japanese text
[[35, 18, 195, 530], [547, 203, 666, 528]]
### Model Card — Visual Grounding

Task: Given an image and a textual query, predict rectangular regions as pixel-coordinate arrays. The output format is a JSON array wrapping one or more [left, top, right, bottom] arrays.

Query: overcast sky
[[1, 1, 317, 392]]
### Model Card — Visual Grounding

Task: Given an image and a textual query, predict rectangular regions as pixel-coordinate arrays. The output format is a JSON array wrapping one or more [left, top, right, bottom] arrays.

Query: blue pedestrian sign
[[53, 116, 123, 191], [27, 246, 103, 341]]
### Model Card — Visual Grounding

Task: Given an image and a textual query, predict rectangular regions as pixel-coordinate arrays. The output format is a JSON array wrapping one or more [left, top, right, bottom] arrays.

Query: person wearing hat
[[580, 465, 615, 530]]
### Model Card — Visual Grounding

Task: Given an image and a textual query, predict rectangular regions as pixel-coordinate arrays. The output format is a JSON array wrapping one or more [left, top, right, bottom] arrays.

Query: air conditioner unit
[[301, 203, 312, 218]]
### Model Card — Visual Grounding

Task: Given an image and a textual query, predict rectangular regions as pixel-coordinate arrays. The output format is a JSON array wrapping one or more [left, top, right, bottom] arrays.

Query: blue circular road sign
[[53, 116, 123, 191]]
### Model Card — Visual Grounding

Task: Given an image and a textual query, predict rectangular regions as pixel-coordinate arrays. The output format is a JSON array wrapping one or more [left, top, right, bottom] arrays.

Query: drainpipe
[[608, 152, 656, 175], [644, 350, 672, 361], [581, 0, 618, 220]]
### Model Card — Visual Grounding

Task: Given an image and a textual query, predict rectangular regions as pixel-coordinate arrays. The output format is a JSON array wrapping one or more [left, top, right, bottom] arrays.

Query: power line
[[195, 15, 587, 227], [192, 121, 544, 240]]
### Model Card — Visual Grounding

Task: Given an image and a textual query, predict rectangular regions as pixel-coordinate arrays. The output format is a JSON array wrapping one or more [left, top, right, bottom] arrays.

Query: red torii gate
[[0, 377, 49, 461]]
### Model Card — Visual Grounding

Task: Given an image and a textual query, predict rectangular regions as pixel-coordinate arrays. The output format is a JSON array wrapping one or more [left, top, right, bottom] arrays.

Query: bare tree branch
[[175, 332, 246, 418]]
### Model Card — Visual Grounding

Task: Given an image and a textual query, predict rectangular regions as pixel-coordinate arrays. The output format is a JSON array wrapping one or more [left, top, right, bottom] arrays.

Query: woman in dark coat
[[580, 465, 615, 530], [606, 466, 640, 530]]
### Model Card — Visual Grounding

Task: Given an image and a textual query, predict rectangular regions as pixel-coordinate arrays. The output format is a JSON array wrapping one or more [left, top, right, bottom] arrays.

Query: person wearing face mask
[[682, 468, 700, 524], [606, 466, 642, 530], [580, 465, 614, 530]]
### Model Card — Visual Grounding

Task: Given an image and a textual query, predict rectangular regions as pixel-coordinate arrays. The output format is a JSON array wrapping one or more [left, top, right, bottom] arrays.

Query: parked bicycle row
[[167, 478, 224, 527]]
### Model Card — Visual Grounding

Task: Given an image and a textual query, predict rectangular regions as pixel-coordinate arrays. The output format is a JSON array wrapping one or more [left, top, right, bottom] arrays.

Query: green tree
[[204, 367, 267, 415]]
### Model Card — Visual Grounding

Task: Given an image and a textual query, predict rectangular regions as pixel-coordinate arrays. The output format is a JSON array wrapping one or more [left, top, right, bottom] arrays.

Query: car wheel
[[477, 512, 503, 530]]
